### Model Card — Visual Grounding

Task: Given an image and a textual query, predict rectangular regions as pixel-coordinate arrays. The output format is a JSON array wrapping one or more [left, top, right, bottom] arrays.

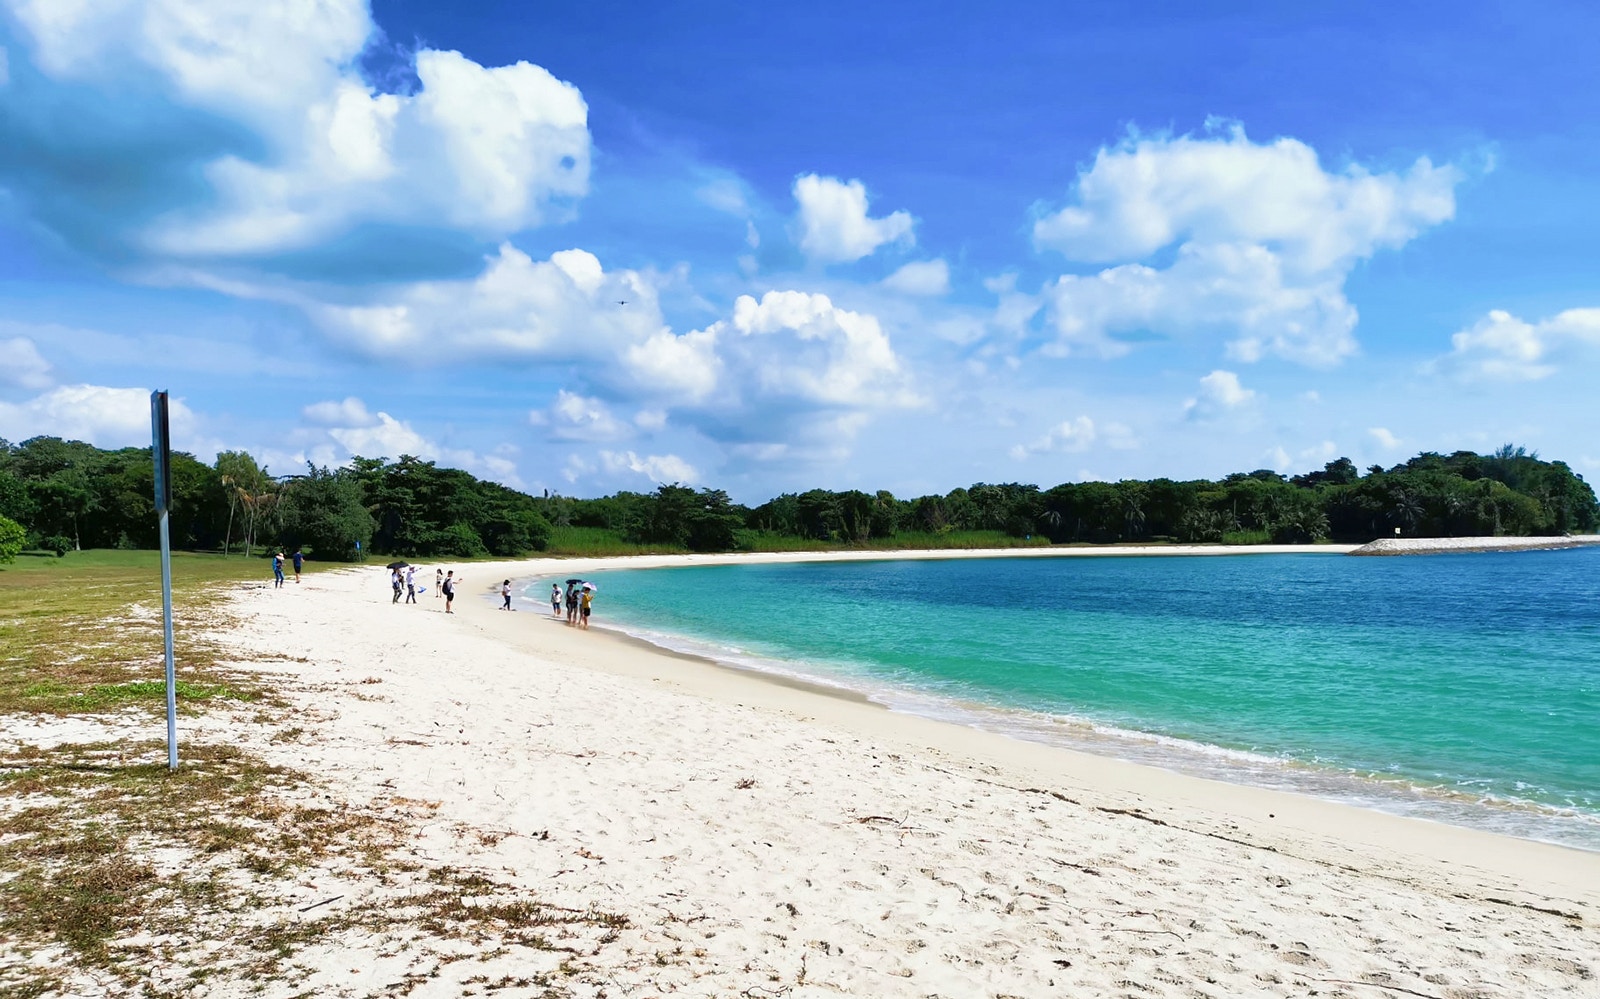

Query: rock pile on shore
[[1349, 535, 1600, 556]]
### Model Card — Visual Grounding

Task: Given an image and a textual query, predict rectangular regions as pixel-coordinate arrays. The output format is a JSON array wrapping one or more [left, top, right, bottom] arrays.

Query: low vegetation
[[0, 550, 627, 995], [3, 436, 1595, 565]]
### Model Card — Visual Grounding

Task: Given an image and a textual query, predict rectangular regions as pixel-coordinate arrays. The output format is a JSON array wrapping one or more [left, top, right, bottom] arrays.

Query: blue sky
[[1, 0, 1596, 500]]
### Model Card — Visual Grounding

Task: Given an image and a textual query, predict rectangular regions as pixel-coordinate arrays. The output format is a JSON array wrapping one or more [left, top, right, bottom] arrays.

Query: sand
[[1349, 535, 1600, 556], [16, 547, 1600, 997]]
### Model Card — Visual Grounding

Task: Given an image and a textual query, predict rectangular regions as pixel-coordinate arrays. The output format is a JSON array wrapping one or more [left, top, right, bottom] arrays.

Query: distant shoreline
[[1349, 535, 1600, 556]]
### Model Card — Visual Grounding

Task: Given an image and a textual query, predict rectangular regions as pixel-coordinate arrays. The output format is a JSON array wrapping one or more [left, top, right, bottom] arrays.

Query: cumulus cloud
[[1429, 307, 1600, 381], [0, 0, 589, 263], [709, 290, 920, 416], [0, 383, 195, 447], [792, 174, 914, 264], [302, 396, 378, 427], [881, 258, 950, 296], [284, 397, 521, 485], [0, 336, 53, 390], [530, 390, 633, 442], [599, 450, 697, 485], [1183, 369, 1256, 420], [1368, 426, 1403, 450], [1009, 415, 1137, 459], [1033, 123, 1460, 365], [304, 242, 712, 391]]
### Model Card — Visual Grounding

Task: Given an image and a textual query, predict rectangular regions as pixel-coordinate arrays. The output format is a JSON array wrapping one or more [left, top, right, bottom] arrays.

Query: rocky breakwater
[[1348, 535, 1600, 555]]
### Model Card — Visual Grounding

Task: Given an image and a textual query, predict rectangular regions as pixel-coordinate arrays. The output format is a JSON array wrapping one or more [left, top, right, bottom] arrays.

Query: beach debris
[[297, 894, 344, 913]]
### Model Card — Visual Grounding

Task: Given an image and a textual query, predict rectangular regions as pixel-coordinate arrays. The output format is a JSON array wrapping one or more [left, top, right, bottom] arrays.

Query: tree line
[[0, 437, 1593, 564]]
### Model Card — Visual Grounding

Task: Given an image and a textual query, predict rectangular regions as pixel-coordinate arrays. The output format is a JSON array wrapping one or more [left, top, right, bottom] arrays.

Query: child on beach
[[579, 585, 593, 629], [501, 580, 512, 611], [551, 584, 562, 617], [292, 548, 304, 583], [435, 567, 443, 598]]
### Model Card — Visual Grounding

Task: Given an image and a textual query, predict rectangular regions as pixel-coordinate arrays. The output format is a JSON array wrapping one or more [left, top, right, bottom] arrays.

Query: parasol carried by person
[[387, 560, 410, 570]]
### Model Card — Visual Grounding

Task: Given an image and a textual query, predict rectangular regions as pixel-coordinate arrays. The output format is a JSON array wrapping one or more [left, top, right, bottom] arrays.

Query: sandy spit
[[76, 551, 1600, 995], [1349, 535, 1600, 556]]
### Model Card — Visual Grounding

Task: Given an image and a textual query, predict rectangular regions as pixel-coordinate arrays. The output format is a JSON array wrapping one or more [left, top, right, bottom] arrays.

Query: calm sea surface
[[527, 550, 1600, 848]]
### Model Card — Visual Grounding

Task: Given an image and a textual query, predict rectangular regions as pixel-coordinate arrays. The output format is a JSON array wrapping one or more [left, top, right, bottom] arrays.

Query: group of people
[[552, 581, 594, 628], [374, 567, 594, 625], [390, 565, 458, 613], [271, 548, 304, 588]]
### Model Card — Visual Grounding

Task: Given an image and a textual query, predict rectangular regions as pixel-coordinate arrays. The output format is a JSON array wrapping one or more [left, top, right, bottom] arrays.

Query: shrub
[[0, 514, 24, 563]]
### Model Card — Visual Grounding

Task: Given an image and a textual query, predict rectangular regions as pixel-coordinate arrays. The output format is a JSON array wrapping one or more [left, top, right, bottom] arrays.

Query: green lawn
[[0, 549, 325, 715]]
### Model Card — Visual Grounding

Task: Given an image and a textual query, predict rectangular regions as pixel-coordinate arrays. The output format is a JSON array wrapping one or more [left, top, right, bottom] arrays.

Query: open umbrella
[[387, 560, 410, 570], [582, 582, 596, 591], [565, 577, 584, 585]]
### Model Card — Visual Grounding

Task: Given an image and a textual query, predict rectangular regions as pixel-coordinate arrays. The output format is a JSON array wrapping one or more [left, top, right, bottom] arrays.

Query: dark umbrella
[[565, 577, 584, 585], [387, 560, 410, 570]]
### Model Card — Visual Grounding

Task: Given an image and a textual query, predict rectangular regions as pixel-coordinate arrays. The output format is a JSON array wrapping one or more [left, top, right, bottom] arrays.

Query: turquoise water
[[526, 550, 1600, 848]]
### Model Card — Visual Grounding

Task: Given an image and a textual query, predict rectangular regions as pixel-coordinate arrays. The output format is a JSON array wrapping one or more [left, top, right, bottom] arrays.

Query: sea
[[524, 549, 1600, 850]]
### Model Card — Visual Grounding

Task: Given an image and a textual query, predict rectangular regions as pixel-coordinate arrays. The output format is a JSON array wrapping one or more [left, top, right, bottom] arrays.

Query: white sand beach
[[19, 548, 1598, 997]]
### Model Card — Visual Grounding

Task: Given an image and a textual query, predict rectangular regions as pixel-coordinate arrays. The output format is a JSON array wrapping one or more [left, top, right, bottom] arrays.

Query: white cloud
[[0, 336, 53, 390], [305, 242, 711, 399], [792, 174, 914, 264], [302, 396, 378, 427], [0, 383, 195, 447], [531, 390, 632, 442], [1183, 369, 1256, 420], [3, 0, 590, 258], [1431, 307, 1600, 381], [1009, 416, 1137, 459], [719, 290, 919, 410], [1368, 426, 1403, 450], [599, 450, 698, 485], [881, 259, 950, 296], [1033, 123, 1460, 365], [285, 397, 521, 485]]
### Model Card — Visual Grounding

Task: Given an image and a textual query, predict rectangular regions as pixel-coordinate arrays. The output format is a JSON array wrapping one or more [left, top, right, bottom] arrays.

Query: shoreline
[[451, 554, 1600, 897], [105, 557, 1594, 994], [505, 548, 1600, 853]]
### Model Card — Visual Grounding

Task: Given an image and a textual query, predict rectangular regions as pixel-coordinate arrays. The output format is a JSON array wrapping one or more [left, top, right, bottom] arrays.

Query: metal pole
[[151, 391, 178, 771]]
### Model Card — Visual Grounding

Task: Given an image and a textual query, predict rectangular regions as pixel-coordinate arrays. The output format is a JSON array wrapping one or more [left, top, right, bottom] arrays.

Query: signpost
[[151, 391, 178, 771]]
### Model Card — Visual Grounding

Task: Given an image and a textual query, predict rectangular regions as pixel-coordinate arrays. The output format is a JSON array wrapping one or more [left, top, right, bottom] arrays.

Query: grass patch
[[0, 549, 313, 716], [546, 525, 685, 556]]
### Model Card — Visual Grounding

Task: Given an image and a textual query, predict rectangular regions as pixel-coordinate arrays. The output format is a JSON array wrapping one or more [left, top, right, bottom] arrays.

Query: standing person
[[292, 547, 304, 583], [391, 567, 402, 604], [405, 565, 418, 604], [443, 570, 456, 614], [550, 584, 562, 617], [500, 579, 512, 611], [272, 551, 285, 589], [435, 568, 444, 599], [580, 584, 593, 629], [565, 582, 579, 625]]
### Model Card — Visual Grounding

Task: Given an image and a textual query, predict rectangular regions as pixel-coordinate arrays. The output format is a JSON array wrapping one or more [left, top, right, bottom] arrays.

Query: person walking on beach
[[391, 567, 403, 604], [435, 567, 443, 598], [500, 579, 513, 611], [579, 584, 593, 629], [550, 583, 562, 617], [405, 565, 418, 604], [443, 570, 456, 613], [272, 551, 285, 589], [292, 548, 304, 583]]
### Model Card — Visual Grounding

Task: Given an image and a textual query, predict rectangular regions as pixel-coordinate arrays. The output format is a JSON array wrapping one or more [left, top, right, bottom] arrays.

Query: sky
[[1, 0, 1597, 501]]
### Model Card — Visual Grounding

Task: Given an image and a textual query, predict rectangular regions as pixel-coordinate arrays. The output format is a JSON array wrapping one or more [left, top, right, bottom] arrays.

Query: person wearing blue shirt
[[292, 548, 304, 583]]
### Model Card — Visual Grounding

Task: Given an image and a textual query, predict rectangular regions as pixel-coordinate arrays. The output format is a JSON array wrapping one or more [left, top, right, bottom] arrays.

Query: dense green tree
[[278, 464, 375, 561], [0, 514, 23, 563]]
